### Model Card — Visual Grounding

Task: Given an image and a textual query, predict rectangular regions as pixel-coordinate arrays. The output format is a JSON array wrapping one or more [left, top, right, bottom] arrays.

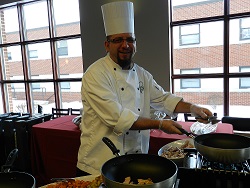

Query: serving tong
[[195, 115, 221, 125], [178, 127, 196, 139]]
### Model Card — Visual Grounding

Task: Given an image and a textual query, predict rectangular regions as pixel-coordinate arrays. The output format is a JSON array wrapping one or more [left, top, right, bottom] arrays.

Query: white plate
[[190, 121, 218, 135], [158, 138, 194, 166], [39, 175, 99, 188]]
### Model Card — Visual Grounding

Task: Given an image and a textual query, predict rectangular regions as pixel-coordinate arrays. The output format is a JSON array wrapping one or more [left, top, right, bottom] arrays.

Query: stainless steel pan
[[178, 127, 250, 164], [194, 133, 250, 164]]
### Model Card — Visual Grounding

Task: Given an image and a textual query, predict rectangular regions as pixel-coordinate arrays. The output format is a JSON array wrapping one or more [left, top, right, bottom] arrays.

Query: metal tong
[[177, 127, 196, 139], [195, 115, 221, 125]]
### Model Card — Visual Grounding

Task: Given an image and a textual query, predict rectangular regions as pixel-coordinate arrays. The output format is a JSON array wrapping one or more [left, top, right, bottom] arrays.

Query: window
[[29, 50, 38, 59], [171, 0, 250, 118], [0, 0, 83, 114], [57, 40, 68, 56], [239, 67, 250, 88], [240, 17, 250, 40], [180, 69, 201, 89], [179, 24, 200, 45], [61, 82, 70, 90], [7, 52, 12, 60], [32, 83, 41, 90]]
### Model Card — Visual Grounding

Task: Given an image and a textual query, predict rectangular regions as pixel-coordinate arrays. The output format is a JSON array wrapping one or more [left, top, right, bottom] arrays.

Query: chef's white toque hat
[[101, 1, 134, 36]]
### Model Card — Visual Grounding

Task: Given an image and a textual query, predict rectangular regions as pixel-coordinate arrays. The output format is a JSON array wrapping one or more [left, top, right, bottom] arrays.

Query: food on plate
[[123, 176, 153, 185], [179, 140, 194, 149], [160, 140, 194, 159], [46, 175, 102, 188]]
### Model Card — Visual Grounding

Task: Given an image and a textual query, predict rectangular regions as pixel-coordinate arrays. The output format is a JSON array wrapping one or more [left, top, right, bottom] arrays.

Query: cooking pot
[[0, 149, 35, 188], [101, 137, 177, 188], [178, 127, 250, 164]]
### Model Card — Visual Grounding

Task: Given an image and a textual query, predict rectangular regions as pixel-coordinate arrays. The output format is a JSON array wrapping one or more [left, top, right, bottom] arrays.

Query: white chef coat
[[76, 54, 182, 175]]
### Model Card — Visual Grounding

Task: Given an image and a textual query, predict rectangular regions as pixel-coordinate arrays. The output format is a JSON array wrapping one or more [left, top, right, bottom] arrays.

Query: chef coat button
[[125, 152, 128, 155], [133, 69, 135, 71], [138, 130, 140, 133], [137, 88, 139, 90], [126, 132, 129, 135], [136, 150, 138, 153], [121, 88, 124, 91], [138, 108, 140, 111], [114, 68, 116, 71]]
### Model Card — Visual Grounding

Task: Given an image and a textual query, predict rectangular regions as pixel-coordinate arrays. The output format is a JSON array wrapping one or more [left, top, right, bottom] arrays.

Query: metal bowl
[[158, 138, 194, 167]]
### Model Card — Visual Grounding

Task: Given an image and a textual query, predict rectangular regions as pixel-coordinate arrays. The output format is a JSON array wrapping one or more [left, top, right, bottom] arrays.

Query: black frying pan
[[0, 149, 35, 188], [101, 137, 177, 188]]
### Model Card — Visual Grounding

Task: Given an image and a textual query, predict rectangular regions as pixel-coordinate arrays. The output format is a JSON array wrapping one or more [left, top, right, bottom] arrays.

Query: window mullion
[[223, 0, 230, 116], [47, 0, 61, 109], [17, 4, 32, 114]]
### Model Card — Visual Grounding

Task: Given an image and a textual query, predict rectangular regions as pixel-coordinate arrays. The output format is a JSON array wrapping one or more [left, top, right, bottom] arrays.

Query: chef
[[76, 1, 212, 176]]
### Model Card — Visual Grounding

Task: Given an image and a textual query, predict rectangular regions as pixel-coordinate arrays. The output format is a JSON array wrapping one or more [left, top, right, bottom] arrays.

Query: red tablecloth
[[31, 115, 80, 187], [148, 121, 234, 154], [30, 117, 233, 187]]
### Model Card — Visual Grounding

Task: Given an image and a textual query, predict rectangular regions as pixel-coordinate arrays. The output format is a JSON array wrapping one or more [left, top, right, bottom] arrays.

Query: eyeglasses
[[107, 37, 136, 44]]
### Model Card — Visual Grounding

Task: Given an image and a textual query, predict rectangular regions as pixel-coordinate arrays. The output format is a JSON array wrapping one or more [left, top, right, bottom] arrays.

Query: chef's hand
[[190, 104, 213, 123], [159, 119, 183, 135]]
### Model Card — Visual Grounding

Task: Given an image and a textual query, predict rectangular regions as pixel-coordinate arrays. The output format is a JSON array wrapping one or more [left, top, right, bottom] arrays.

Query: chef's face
[[105, 33, 136, 70]]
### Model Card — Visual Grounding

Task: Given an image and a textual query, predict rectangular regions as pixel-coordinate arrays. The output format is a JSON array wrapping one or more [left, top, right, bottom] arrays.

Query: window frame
[[239, 17, 250, 41], [60, 82, 70, 90], [180, 69, 201, 89], [0, 0, 82, 114], [170, 0, 250, 116], [57, 40, 68, 56], [179, 24, 200, 46], [239, 66, 250, 89], [28, 50, 38, 59]]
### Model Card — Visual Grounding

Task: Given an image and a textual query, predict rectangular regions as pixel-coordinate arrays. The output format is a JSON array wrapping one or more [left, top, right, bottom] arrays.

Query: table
[[30, 117, 233, 187], [31, 115, 80, 187], [148, 121, 233, 154]]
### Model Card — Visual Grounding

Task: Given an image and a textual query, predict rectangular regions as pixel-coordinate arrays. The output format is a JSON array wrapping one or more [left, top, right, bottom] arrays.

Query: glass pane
[[239, 17, 250, 40], [174, 78, 223, 119], [27, 42, 53, 78], [30, 82, 55, 114], [0, 7, 20, 43], [181, 24, 199, 35], [173, 21, 224, 74], [181, 79, 200, 88], [23, 1, 49, 40], [229, 78, 250, 117], [240, 77, 250, 88], [229, 18, 250, 73], [171, 0, 223, 22], [57, 38, 83, 77], [181, 34, 199, 45], [53, 0, 80, 37], [60, 81, 82, 109], [2, 45, 24, 80], [230, 0, 250, 15], [8, 83, 27, 113]]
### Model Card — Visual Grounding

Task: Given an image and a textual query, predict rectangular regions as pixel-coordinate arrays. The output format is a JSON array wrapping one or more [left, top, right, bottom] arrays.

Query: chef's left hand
[[190, 104, 213, 123]]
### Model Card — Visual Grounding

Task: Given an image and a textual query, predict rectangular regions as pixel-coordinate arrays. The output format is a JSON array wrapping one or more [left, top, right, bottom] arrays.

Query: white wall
[[78, 0, 171, 90]]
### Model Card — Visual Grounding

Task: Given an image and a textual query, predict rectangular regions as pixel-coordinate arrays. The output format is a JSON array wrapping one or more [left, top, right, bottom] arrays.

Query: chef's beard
[[117, 53, 133, 69]]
